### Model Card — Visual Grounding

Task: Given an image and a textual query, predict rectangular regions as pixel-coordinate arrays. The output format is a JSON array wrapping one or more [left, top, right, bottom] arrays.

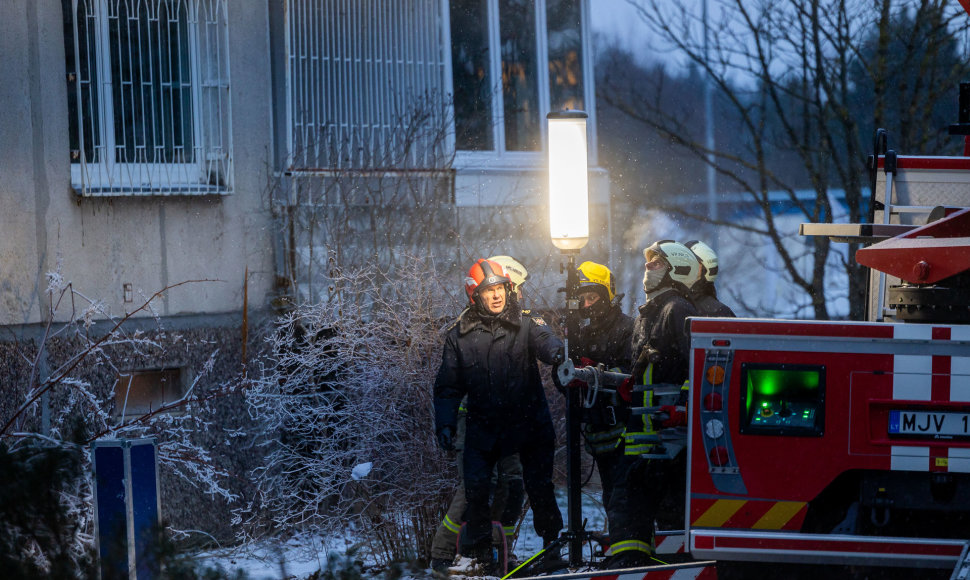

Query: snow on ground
[[195, 533, 358, 579], [198, 489, 607, 579]]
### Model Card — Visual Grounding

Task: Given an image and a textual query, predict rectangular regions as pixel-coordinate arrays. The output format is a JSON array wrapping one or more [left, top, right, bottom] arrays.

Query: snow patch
[[351, 462, 373, 480]]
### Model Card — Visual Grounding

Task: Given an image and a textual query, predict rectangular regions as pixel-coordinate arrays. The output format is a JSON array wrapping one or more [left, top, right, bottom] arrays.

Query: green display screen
[[740, 363, 825, 436]]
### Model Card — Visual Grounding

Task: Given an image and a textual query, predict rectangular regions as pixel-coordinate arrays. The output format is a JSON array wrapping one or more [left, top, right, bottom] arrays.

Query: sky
[[588, 0, 700, 69], [589, 0, 651, 54]]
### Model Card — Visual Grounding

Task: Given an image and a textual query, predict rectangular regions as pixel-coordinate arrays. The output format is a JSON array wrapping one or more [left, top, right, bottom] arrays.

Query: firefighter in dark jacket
[[429, 256, 529, 573], [606, 240, 700, 568], [684, 240, 736, 318], [433, 258, 565, 569], [567, 262, 635, 552]]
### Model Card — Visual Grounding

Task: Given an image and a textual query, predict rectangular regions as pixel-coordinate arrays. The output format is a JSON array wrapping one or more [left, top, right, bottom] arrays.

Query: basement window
[[114, 369, 185, 418]]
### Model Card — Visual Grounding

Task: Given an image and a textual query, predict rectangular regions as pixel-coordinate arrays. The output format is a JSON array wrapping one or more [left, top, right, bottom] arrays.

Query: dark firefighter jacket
[[630, 286, 699, 387], [689, 282, 736, 318], [434, 301, 564, 443], [572, 302, 635, 446], [624, 285, 699, 456], [572, 303, 634, 372]]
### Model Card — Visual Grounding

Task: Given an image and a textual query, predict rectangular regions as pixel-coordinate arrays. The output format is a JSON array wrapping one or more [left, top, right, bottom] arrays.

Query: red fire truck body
[[527, 143, 970, 580], [678, 154, 970, 576], [687, 317, 970, 569]]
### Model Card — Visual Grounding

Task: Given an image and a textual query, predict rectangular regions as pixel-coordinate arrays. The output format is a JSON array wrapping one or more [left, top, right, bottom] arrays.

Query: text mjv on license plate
[[889, 410, 970, 437]]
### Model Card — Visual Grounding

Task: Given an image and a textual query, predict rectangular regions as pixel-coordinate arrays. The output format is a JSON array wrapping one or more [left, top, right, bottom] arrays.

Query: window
[[284, 0, 450, 171], [739, 363, 826, 437], [545, 0, 585, 111], [63, 0, 232, 196], [114, 369, 184, 418], [450, 0, 589, 159]]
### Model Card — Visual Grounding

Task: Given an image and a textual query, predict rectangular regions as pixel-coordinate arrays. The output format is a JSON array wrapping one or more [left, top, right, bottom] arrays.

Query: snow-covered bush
[[242, 257, 459, 566], [0, 269, 240, 572], [0, 437, 96, 578]]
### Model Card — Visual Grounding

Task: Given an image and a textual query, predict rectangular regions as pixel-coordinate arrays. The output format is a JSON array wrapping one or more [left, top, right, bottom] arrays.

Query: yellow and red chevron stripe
[[690, 498, 807, 530]]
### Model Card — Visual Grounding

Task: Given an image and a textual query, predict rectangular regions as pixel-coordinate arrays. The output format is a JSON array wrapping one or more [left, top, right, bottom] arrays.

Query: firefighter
[[605, 240, 699, 568], [568, 262, 635, 549], [683, 240, 736, 317], [433, 258, 565, 572], [430, 256, 529, 573]]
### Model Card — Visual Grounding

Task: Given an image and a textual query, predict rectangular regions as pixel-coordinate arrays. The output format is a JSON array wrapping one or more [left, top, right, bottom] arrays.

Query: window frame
[[448, 0, 597, 169], [64, 0, 233, 196], [114, 368, 187, 419]]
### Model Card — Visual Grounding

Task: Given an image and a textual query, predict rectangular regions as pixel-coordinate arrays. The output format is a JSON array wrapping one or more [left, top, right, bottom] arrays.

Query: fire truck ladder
[[868, 149, 959, 320], [873, 148, 897, 320], [856, 205, 970, 324]]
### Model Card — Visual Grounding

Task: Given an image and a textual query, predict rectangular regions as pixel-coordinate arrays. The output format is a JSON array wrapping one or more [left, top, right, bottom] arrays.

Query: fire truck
[[685, 151, 970, 579], [528, 118, 970, 580]]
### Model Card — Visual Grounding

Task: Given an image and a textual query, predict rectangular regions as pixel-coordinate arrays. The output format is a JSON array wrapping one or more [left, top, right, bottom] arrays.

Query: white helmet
[[684, 240, 719, 284], [643, 240, 699, 288], [488, 255, 528, 290]]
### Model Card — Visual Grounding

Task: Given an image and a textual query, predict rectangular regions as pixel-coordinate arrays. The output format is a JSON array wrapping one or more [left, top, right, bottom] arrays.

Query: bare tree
[[270, 91, 460, 306], [598, 0, 970, 319], [240, 256, 458, 565]]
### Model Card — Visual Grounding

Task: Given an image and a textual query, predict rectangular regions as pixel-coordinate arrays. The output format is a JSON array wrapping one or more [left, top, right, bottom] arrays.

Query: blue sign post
[[91, 438, 161, 579]]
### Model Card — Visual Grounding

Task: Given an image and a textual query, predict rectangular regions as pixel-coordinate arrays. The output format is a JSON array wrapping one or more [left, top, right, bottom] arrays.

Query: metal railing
[[285, 0, 451, 171]]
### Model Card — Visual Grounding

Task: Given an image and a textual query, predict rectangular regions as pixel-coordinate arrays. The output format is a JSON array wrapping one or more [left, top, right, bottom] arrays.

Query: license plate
[[889, 410, 970, 437]]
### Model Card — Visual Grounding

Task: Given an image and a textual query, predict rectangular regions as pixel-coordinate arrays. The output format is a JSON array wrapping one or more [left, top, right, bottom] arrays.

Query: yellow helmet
[[576, 261, 615, 302], [488, 255, 528, 290]]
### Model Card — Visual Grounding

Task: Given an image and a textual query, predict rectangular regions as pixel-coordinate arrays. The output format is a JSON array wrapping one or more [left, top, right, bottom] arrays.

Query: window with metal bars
[[63, 0, 232, 196], [285, 0, 451, 172]]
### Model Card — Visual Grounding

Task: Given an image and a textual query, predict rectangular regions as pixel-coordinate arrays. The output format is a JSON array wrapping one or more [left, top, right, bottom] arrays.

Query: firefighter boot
[[461, 542, 499, 577], [532, 536, 567, 573], [431, 558, 452, 576]]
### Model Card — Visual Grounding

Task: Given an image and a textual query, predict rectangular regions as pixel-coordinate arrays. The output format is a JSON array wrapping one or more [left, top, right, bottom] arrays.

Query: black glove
[[552, 361, 565, 391], [437, 425, 455, 452], [551, 347, 565, 366], [630, 346, 659, 385]]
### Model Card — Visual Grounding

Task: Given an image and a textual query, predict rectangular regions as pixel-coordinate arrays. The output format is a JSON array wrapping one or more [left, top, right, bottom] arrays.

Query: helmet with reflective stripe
[[643, 240, 699, 288], [488, 255, 528, 290], [576, 261, 615, 302], [684, 240, 719, 284], [464, 258, 511, 303]]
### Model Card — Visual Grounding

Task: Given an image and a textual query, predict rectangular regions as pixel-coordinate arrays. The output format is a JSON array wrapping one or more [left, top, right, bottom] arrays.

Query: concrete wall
[[1, 0, 612, 324], [0, 1, 277, 326]]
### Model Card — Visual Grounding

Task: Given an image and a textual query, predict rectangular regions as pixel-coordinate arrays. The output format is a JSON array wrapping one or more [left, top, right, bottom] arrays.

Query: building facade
[[1, 0, 610, 535]]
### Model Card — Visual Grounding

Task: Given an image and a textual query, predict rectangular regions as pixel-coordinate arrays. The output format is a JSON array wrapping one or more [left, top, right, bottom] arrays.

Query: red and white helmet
[[464, 258, 511, 303]]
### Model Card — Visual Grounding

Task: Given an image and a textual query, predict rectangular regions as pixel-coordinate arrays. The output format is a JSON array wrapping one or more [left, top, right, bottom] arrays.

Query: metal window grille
[[286, 0, 451, 171], [65, 0, 233, 196]]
